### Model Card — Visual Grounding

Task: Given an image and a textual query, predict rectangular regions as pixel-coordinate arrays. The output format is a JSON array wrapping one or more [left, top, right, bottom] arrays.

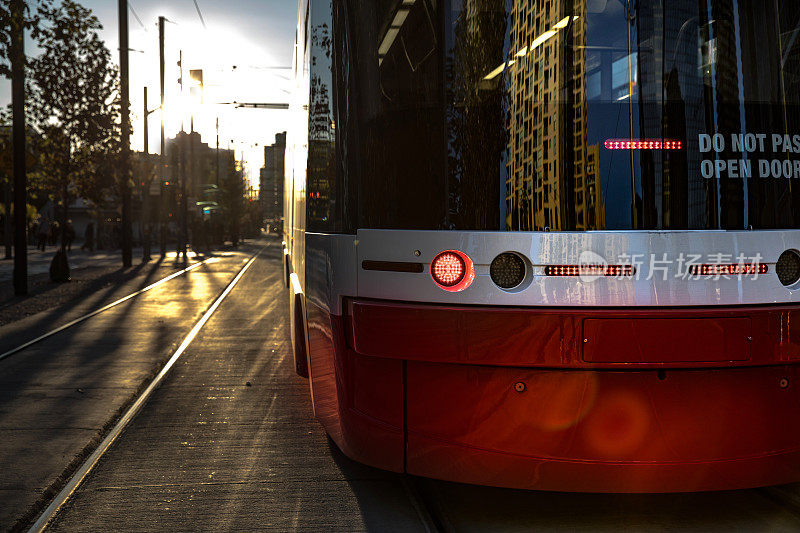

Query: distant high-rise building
[[259, 132, 286, 221], [166, 131, 233, 200]]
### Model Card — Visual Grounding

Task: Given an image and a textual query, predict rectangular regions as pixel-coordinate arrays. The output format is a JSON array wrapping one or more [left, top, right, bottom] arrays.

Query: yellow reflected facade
[[505, 0, 603, 231]]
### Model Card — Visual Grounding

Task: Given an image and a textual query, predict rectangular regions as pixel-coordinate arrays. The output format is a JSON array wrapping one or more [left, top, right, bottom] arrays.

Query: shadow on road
[[0, 239, 268, 531]]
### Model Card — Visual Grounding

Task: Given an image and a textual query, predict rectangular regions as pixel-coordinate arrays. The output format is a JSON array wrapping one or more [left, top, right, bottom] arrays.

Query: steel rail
[[28, 249, 261, 532], [0, 259, 208, 363]]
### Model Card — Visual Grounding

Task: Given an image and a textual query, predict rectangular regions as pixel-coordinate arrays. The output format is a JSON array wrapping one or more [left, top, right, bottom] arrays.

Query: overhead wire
[[191, 0, 207, 29], [128, 1, 146, 31]]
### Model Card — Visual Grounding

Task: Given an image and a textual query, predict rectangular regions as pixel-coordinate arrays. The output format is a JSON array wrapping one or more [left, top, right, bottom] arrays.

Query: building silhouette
[[259, 132, 286, 222], [166, 131, 233, 201]]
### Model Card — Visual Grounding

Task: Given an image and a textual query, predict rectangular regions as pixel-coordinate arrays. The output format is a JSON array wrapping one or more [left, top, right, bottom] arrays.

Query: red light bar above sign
[[604, 139, 683, 150]]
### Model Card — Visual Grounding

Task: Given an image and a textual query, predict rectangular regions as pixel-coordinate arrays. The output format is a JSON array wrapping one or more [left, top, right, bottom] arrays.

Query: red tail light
[[432, 252, 465, 286], [431, 250, 475, 292], [604, 139, 683, 150], [545, 265, 636, 277], [689, 264, 768, 276]]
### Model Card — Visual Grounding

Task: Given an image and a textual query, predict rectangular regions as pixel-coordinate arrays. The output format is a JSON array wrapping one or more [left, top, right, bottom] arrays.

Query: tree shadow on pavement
[[0, 244, 262, 532], [0, 251, 216, 329]]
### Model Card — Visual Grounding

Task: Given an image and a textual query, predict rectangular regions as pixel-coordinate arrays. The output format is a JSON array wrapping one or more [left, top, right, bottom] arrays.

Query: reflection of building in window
[[308, 81, 335, 226], [308, 8, 337, 230], [700, 37, 716, 83], [446, 0, 508, 230], [663, 2, 708, 229], [505, 0, 604, 231], [612, 52, 636, 100], [577, 144, 605, 229]]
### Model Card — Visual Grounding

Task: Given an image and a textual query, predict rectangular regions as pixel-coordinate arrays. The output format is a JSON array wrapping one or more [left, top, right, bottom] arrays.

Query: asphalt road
[[6, 237, 800, 531]]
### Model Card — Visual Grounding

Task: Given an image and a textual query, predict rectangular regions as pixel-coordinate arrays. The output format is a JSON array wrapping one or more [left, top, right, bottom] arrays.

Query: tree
[[27, 0, 120, 253], [0, 0, 49, 78], [1, 0, 49, 292]]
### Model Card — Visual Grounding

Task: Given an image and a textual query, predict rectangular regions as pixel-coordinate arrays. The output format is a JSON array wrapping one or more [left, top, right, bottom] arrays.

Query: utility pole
[[119, 0, 132, 267], [159, 15, 167, 258], [144, 89, 149, 157], [187, 69, 202, 259], [142, 87, 153, 262], [214, 117, 220, 245], [2, 122, 10, 259], [4, 171, 10, 260], [189, 113, 194, 259], [178, 50, 187, 265], [11, 0, 27, 295]]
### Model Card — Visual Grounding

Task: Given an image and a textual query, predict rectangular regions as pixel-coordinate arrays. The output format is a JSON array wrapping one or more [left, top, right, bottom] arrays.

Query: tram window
[[331, 0, 800, 232]]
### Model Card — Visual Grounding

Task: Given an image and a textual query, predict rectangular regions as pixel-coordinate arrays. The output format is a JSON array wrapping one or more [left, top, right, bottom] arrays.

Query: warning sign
[[700, 133, 800, 179]]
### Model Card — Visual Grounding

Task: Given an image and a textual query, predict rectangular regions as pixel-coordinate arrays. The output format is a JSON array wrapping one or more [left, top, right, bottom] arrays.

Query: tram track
[[15, 248, 263, 532], [402, 477, 800, 531], [400, 476, 449, 533], [757, 485, 800, 521], [0, 259, 208, 364]]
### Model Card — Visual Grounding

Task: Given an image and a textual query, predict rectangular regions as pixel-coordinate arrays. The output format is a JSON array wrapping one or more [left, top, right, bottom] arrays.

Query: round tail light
[[431, 250, 475, 292], [776, 250, 800, 286], [491, 253, 526, 289]]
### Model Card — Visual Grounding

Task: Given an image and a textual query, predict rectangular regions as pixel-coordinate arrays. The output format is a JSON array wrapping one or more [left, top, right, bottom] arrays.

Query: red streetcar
[[284, 0, 800, 492]]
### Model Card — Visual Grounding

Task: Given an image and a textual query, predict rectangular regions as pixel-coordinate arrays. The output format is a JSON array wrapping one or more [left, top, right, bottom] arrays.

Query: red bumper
[[304, 299, 800, 492]]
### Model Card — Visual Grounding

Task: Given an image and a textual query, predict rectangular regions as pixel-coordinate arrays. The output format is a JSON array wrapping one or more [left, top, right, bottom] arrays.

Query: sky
[[0, 0, 298, 189]]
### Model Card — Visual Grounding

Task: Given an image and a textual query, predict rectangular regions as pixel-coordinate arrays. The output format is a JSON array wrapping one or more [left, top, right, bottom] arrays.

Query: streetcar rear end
[[285, 0, 800, 492]]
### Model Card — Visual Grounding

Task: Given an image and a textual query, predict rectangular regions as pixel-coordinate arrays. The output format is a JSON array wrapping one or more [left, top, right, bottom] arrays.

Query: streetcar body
[[285, 0, 800, 492]]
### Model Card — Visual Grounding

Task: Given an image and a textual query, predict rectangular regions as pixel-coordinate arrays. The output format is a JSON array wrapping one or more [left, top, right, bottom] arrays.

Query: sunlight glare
[[128, 15, 291, 189]]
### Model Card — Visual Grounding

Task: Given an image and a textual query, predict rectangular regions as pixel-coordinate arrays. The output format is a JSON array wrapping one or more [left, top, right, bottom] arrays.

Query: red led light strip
[[688, 264, 769, 276], [545, 265, 636, 277], [604, 139, 683, 150]]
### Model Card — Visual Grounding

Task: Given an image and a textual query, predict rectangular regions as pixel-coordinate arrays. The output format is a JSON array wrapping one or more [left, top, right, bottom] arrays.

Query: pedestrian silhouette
[[64, 219, 76, 252], [37, 215, 49, 252], [82, 221, 95, 252]]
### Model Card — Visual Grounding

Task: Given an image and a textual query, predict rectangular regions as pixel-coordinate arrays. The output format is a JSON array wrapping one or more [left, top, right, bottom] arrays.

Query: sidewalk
[[0, 245, 203, 283]]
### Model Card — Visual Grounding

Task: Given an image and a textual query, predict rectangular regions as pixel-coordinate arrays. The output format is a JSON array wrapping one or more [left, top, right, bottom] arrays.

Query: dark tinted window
[[324, 0, 800, 231]]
